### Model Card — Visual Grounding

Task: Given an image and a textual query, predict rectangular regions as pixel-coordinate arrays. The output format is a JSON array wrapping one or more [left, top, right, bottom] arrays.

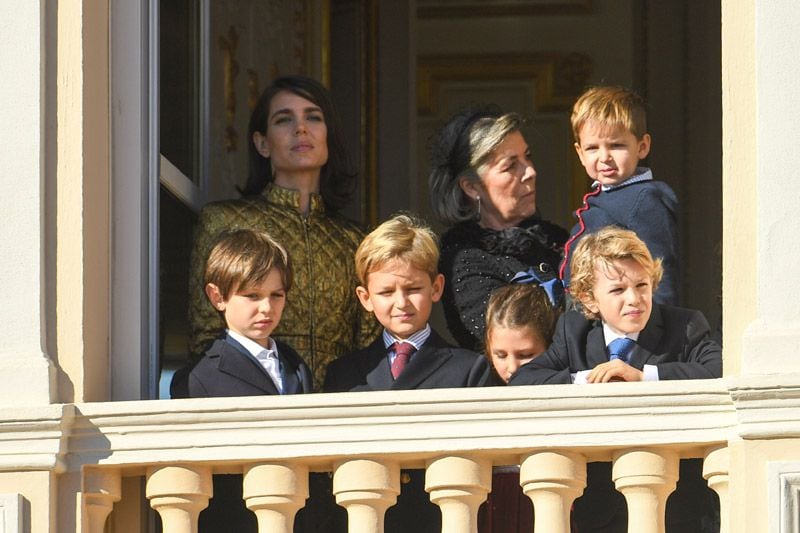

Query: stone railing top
[[2, 375, 800, 475]]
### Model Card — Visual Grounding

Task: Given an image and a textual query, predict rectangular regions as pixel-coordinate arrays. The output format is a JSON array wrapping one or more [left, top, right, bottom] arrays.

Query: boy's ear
[[430, 273, 445, 302], [574, 141, 587, 165], [205, 283, 227, 312], [252, 131, 270, 159], [355, 285, 374, 312], [578, 291, 599, 314], [637, 133, 652, 159]]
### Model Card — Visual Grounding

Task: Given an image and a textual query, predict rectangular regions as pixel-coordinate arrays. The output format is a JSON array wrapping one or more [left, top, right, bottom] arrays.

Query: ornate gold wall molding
[[417, 53, 592, 115], [417, 0, 592, 18]]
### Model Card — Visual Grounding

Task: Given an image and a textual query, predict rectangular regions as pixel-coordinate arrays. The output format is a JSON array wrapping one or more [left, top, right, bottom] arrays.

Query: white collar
[[594, 167, 653, 192], [382, 323, 431, 350], [227, 329, 278, 358], [601, 322, 640, 347]]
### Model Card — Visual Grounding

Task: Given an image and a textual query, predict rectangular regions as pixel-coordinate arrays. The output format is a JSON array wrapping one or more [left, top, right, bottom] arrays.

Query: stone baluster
[[703, 446, 730, 533], [82, 468, 121, 533], [146, 464, 212, 533], [243, 462, 309, 533], [612, 448, 678, 533], [520, 450, 587, 533], [425, 455, 491, 533], [333, 458, 400, 533]]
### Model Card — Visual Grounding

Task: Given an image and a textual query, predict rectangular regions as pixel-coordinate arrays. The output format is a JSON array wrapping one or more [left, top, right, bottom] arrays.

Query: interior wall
[[406, 0, 722, 327]]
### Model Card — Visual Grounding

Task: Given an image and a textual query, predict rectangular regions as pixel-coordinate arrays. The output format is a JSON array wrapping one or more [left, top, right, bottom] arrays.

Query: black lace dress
[[438, 215, 568, 351]]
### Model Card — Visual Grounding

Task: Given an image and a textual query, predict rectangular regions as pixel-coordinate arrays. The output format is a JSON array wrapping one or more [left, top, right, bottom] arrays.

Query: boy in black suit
[[325, 213, 490, 392], [187, 229, 312, 397], [324, 214, 490, 532], [511, 226, 721, 532], [177, 229, 312, 532], [511, 226, 720, 386]]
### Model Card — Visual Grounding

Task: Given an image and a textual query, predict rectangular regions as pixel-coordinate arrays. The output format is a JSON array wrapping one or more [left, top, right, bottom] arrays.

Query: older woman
[[187, 75, 379, 391], [429, 106, 568, 351]]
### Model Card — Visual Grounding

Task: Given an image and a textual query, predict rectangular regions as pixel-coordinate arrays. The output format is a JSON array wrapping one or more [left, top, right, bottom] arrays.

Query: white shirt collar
[[594, 167, 653, 192], [382, 323, 431, 351], [601, 322, 640, 346], [227, 329, 278, 358]]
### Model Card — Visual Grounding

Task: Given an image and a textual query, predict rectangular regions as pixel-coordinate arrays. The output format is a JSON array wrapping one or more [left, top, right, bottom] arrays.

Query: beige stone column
[[146, 464, 212, 533], [243, 462, 309, 533], [520, 450, 587, 533], [333, 459, 400, 533], [425, 455, 491, 533], [82, 468, 121, 533], [612, 448, 678, 533], [703, 446, 729, 533]]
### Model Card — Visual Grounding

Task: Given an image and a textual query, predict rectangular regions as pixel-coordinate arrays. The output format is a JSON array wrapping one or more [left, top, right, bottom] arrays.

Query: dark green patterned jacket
[[188, 184, 380, 390]]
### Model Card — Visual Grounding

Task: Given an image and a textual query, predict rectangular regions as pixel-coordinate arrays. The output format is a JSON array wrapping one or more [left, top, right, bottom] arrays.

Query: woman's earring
[[476, 196, 481, 217]]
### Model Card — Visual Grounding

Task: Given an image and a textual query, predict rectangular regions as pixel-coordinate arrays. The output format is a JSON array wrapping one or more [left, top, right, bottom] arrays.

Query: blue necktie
[[608, 337, 636, 363]]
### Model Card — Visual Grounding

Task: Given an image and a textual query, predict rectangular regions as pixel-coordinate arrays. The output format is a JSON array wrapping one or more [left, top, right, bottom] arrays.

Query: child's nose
[[259, 299, 271, 313], [624, 288, 639, 303]]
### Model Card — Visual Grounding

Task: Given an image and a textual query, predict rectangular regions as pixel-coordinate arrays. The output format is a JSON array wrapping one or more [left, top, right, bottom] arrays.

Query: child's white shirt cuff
[[571, 364, 659, 384]]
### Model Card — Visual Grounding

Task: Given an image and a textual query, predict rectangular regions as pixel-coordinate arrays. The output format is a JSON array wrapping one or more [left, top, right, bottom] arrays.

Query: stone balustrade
[[7, 376, 796, 532]]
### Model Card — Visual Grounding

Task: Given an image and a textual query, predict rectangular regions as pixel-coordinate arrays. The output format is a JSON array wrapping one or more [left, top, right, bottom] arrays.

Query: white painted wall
[[0, 1, 55, 404], [742, 0, 800, 373]]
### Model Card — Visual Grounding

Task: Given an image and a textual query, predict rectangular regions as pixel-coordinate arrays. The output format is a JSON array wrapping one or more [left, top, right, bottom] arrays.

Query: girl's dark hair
[[427, 105, 502, 226], [240, 75, 356, 213]]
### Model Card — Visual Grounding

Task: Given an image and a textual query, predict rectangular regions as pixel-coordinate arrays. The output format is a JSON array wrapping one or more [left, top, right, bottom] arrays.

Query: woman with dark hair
[[187, 75, 379, 392], [430, 106, 568, 352]]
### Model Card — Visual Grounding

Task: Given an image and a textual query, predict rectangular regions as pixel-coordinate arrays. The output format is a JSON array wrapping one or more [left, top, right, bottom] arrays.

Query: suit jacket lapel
[[392, 331, 450, 390], [586, 321, 608, 369], [281, 360, 300, 395], [363, 337, 395, 390], [628, 304, 663, 367], [214, 338, 280, 395]]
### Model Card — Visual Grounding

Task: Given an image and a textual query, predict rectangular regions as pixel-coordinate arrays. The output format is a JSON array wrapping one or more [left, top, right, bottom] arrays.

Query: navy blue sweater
[[564, 170, 680, 305]]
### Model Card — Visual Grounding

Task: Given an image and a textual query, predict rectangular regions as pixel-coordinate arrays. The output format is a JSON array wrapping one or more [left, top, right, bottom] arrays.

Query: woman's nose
[[521, 163, 536, 182], [295, 119, 307, 134]]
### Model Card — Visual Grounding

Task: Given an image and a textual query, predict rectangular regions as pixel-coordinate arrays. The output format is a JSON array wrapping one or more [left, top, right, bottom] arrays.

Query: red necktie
[[390, 342, 416, 379], [559, 186, 602, 282]]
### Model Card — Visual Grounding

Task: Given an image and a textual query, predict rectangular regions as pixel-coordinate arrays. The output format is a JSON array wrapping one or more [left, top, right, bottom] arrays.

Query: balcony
[[9, 375, 798, 532]]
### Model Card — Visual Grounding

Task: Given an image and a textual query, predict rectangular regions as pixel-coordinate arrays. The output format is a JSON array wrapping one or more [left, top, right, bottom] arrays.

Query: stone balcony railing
[[10, 376, 800, 532]]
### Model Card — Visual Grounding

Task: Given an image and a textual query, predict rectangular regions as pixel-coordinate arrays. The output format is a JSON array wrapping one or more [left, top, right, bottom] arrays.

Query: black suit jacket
[[187, 335, 313, 398], [322, 329, 491, 533], [323, 328, 491, 392], [510, 304, 722, 385]]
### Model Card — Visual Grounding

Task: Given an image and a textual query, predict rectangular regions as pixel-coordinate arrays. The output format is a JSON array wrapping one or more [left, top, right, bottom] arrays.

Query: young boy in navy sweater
[[561, 85, 681, 305]]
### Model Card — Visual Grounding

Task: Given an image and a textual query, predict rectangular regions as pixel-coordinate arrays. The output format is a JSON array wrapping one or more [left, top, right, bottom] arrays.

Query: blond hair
[[571, 86, 647, 141], [355, 213, 440, 285], [204, 229, 292, 300], [570, 227, 663, 319], [468, 113, 525, 174], [485, 284, 560, 353]]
